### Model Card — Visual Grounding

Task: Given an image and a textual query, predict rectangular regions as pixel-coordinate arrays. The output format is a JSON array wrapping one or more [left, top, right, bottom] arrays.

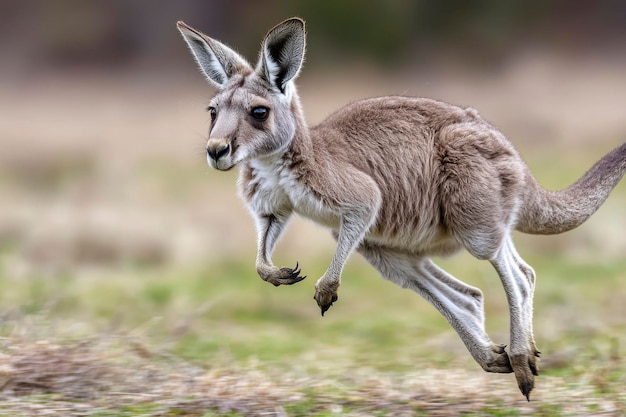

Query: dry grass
[[0, 332, 624, 416]]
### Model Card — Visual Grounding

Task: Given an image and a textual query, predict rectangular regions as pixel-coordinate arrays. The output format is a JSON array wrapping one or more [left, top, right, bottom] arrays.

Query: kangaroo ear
[[259, 18, 306, 94], [177, 21, 252, 88]]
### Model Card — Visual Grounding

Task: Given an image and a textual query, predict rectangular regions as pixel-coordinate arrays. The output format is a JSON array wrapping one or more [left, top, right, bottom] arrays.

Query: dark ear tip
[[278, 17, 305, 31], [292, 17, 305, 31], [177, 21, 197, 35]]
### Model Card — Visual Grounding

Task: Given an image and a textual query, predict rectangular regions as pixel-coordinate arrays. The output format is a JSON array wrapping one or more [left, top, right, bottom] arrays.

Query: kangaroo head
[[177, 18, 306, 171]]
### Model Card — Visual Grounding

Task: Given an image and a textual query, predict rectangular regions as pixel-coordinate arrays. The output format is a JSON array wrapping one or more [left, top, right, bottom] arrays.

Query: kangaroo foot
[[510, 351, 540, 401], [481, 344, 514, 374]]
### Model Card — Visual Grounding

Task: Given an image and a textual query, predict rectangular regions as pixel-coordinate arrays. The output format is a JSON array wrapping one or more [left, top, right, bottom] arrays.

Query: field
[[1, 57, 625, 416]]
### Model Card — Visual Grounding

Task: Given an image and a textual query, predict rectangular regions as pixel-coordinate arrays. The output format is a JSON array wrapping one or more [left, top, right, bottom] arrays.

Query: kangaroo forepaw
[[313, 282, 339, 316], [277, 262, 307, 285], [259, 262, 306, 286]]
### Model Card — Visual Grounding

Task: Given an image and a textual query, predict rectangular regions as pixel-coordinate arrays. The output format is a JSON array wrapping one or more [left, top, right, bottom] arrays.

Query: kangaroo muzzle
[[206, 139, 233, 170], [207, 140, 230, 161]]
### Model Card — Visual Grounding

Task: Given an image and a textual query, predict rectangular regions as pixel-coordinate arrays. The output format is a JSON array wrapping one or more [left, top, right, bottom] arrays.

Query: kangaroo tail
[[515, 142, 626, 235]]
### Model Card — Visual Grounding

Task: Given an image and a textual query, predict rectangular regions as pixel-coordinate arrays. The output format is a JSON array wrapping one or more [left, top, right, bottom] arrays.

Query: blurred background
[[0, 0, 625, 380], [2, 0, 625, 269]]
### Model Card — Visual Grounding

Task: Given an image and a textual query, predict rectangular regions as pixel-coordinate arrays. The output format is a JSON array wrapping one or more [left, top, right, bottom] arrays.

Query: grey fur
[[177, 18, 626, 400]]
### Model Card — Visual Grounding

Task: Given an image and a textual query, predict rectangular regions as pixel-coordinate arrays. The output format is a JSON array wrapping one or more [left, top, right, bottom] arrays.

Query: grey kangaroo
[[177, 17, 626, 400]]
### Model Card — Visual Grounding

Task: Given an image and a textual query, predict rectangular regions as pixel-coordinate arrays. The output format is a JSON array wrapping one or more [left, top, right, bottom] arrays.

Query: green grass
[[1, 254, 625, 390], [0, 259, 624, 414]]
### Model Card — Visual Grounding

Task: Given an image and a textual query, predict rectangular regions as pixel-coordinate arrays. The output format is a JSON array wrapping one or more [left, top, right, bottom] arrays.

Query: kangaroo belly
[[366, 221, 461, 257], [291, 190, 341, 230]]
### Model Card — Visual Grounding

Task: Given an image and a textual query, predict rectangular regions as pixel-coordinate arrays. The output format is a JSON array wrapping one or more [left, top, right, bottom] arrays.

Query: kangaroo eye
[[250, 106, 269, 122], [208, 106, 217, 122]]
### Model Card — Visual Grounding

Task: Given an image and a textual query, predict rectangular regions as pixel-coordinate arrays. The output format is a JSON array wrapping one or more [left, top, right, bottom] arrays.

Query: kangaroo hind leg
[[490, 236, 539, 400], [439, 139, 538, 398], [357, 242, 512, 374], [448, 210, 539, 399]]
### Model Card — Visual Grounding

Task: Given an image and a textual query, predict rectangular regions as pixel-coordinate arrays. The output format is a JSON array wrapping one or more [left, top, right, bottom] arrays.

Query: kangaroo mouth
[[213, 160, 236, 171], [207, 152, 236, 171], [216, 164, 236, 172]]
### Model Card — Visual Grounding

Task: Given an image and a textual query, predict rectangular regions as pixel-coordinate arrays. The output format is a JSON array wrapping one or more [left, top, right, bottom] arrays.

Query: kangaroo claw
[[260, 262, 306, 286]]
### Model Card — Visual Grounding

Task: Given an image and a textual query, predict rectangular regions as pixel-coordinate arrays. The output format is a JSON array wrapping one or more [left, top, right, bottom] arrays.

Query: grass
[[0, 130, 624, 415], [0, 253, 625, 415]]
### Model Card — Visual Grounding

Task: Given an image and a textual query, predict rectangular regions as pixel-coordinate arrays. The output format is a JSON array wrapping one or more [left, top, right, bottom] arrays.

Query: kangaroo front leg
[[491, 236, 538, 400], [314, 206, 378, 316], [313, 169, 381, 316], [254, 212, 306, 286]]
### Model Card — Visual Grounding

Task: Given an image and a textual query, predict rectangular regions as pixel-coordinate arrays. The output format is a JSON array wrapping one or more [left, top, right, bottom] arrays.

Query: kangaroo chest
[[240, 159, 340, 229]]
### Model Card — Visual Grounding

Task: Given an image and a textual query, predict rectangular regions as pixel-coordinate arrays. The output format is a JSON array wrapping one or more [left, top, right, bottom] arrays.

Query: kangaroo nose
[[207, 143, 230, 161]]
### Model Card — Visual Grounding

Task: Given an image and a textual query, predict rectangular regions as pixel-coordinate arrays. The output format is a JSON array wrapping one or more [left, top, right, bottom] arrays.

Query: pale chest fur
[[238, 158, 340, 229]]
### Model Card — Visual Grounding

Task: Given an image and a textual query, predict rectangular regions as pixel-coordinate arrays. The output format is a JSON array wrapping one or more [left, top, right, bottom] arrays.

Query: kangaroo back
[[516, 142, 626, 234]]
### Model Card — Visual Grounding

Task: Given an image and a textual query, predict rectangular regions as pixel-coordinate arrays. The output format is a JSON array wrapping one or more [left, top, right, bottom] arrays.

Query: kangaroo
[[177, 17, 626, 400]]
